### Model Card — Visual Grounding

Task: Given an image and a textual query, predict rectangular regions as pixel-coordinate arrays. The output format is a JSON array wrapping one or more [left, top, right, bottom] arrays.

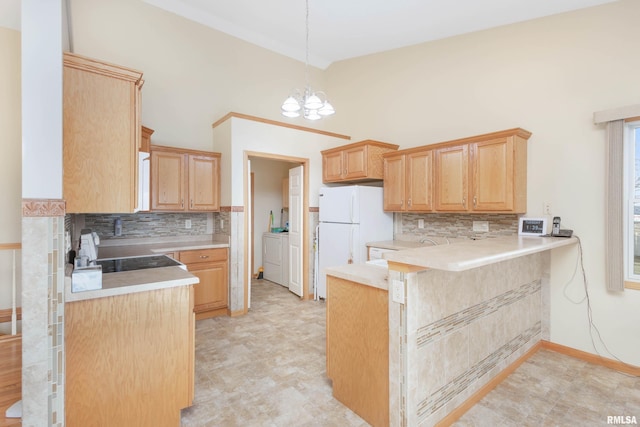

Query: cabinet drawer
[[179, 248, 227, 265]]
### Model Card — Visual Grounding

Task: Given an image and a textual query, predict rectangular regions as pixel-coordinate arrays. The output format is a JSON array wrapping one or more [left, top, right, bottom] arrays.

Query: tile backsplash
[[397, 212, 519, 240], [77, 212, 214, 241]]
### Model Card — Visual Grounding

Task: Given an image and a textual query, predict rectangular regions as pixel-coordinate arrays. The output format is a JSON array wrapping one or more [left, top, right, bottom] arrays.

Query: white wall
[[0, 27, 22, 310], [326, 0, 640, 365], [251, 157, 292, 270]]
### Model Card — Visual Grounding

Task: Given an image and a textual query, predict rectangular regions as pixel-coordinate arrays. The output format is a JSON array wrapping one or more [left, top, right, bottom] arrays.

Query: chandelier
[[281, 0, 335, 120]]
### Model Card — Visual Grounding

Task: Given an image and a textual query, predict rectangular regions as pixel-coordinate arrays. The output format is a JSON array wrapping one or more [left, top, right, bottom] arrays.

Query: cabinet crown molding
[[383, 128, 531, 156]]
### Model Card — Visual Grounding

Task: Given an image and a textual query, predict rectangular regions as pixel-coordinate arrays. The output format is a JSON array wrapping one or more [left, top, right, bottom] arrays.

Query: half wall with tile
[[388, 251, 550, 426]]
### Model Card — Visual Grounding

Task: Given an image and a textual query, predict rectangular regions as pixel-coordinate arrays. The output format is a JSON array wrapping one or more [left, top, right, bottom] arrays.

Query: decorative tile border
[[417, 322, 541, 421], [220, 206, 244, 212], [309, 207, 319, 213], [416, 279, 541, 348], [22, 199, 65, 217]]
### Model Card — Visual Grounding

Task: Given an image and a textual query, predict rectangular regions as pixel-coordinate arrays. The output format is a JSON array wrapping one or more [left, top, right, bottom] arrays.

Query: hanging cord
[[566, 235, 638, 375], [304, 0, 310, 91]]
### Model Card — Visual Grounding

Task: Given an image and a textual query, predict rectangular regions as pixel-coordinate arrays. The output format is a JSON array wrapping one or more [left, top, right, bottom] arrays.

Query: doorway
[[244, 151, 310, 311]]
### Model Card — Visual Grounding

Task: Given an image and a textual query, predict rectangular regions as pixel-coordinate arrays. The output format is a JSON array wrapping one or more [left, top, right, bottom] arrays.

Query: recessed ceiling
[[1, 0, 619, 69]]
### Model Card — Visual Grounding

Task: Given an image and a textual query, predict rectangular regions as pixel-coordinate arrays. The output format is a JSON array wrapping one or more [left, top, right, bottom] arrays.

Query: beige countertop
[[384, 235, 578, 272], [97, 235, 230, 259], [325, 263, 389, 291], [65, 263, 199, 302], [366, 240, 433, 250]]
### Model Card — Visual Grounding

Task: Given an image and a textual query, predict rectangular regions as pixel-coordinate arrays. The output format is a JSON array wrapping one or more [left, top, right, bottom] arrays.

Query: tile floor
[[181, 279, 640, 427]]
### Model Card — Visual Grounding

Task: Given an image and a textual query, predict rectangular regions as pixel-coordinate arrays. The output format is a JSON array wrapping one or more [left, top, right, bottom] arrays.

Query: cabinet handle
[[190, 199, 193, 208], [408, 198, 412, 207], [181, 199, 184, 208], [473, 196, 477, 208], [199, 255, 209, 259], [462, 197, 466, 209], [400, 198, 404, 208]]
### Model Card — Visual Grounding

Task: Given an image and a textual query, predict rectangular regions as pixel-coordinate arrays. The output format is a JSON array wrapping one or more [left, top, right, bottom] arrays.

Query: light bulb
[[318, 101, 335, 116], [304, 93, 323, 110], [281, 96, 301, 112]]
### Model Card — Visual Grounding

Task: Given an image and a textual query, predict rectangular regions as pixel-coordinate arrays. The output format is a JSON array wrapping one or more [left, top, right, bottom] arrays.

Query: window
[[624, 120, 640, 287]]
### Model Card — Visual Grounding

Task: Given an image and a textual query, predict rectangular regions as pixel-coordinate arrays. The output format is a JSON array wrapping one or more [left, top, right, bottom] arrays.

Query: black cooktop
[[96, 255, 182, 273]]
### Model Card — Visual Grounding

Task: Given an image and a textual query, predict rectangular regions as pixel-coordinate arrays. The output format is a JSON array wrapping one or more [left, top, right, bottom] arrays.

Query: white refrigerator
[[317, 185, 393, 299]]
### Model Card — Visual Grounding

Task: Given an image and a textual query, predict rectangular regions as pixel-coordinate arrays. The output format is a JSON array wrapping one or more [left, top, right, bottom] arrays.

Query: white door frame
[[243, 151, 310, 311]]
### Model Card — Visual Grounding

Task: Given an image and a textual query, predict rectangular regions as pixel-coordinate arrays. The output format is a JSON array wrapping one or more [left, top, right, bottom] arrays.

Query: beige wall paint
[[68, 0, 332, 152], [0, 28, 21, 243], [327, 0, 640, 365], [0, 27, 22, 311]]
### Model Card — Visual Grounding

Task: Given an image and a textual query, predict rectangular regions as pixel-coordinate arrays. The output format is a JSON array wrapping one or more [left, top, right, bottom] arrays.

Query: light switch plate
[[392, 280, 405, 304]]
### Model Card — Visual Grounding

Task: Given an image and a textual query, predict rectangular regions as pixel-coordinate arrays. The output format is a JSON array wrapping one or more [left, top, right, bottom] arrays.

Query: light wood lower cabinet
[[326, 275, 389, 427], [65, 286, 194, 427], [178, 248, 229, 319]]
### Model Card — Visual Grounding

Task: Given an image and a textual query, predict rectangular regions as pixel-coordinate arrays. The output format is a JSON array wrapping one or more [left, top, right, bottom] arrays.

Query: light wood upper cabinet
[[434, 144, 469, 211], [150, 146, 221, 212], [385, 128, 531, 213], [472, 137, 525, 212], [322, 140, 399, 183], [384, 149, 435, 212], [151, 149, 186, 211], [63, 52, 143, 213], [188, 154, 220, 211], [383, 154, 405, 211]]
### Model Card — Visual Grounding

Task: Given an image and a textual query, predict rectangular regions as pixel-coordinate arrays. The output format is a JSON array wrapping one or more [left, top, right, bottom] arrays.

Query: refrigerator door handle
[[348, 225, 355, 264], [350, 190, 355, 223]]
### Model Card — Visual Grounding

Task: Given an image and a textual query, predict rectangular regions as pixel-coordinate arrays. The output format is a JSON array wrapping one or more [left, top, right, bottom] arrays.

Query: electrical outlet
[[418, 219, 425, 229], [220, 219, 224, 229], [543, 201, 552, 215], [392, 280, 405, 304], [473, 221, 489, 232], [185, 219, 192, 229]]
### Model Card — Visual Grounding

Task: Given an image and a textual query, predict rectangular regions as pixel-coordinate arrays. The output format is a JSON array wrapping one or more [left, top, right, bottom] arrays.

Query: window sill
[[624, 281, 640, 291]]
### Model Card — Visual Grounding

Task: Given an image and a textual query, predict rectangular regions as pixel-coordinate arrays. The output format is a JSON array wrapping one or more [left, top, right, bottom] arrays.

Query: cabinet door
[[192, 262, 228, 312], [63, 58, 140, 213], [151, 150, 186, 210], [188, 154, 219, 211], [406, 150, 433, 212], [472, 137, 514, 211], [323, 151, 344, 182], [434, 145, 469, 211], [343, 146, 368, 180], [383, 154, 405, 211]]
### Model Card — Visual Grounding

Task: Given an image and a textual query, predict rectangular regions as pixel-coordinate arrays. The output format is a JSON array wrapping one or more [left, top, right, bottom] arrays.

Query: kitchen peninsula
[[63, 240, 212, 426], [325, 235, 577, 427]]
